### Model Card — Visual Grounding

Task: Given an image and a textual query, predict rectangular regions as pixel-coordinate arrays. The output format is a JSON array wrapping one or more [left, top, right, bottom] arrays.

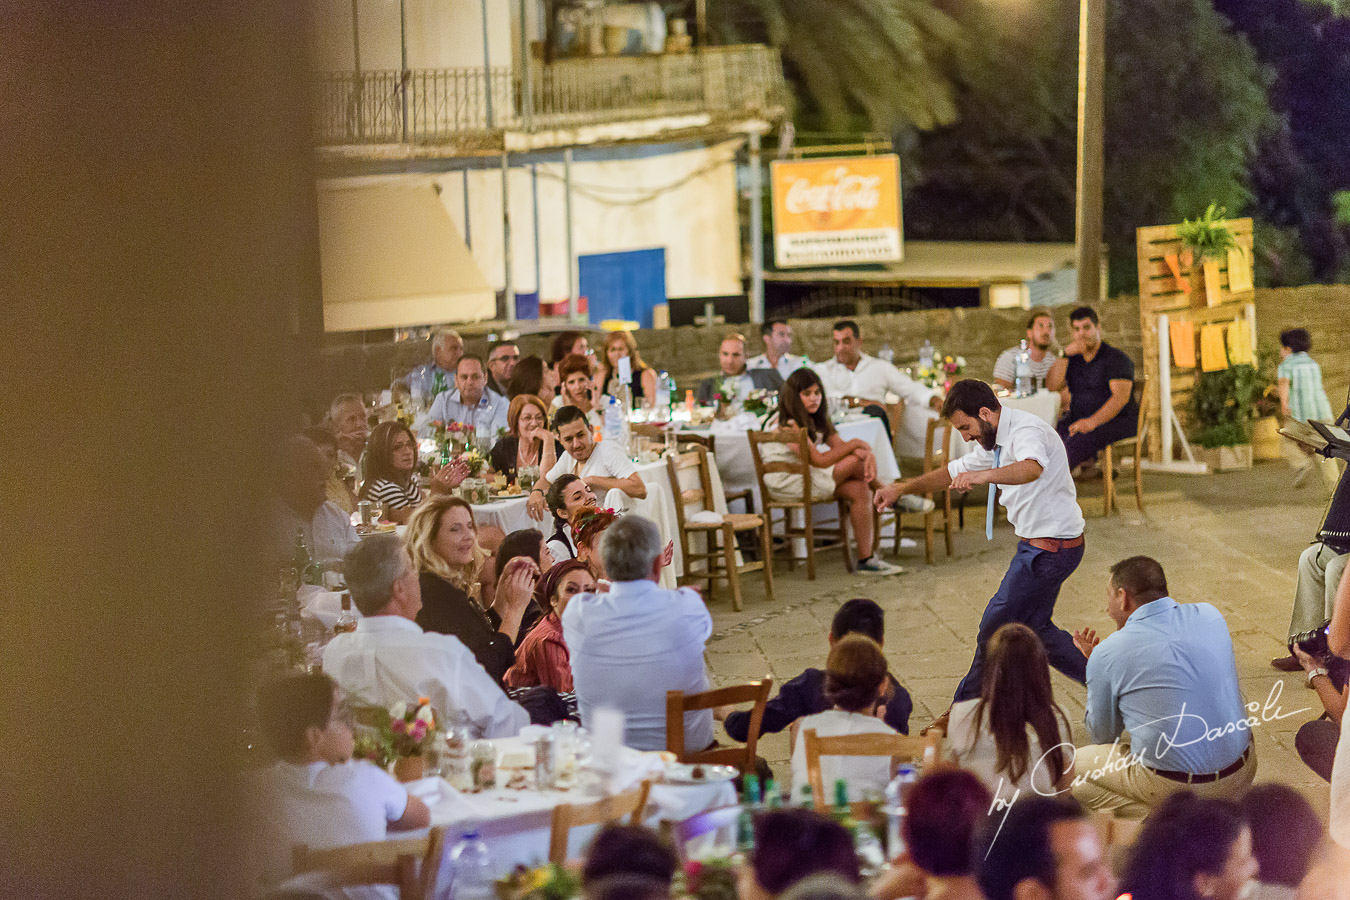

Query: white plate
[[663, 763, 739, 785]]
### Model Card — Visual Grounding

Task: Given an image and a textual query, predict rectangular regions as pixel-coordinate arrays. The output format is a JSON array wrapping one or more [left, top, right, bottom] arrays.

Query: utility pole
[[1075, 0, 1106, 304]]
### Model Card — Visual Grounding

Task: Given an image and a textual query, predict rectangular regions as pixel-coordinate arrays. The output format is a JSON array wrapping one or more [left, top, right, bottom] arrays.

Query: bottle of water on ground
[[1015, 339, 1034, 397], [440, 829, 493, 900]]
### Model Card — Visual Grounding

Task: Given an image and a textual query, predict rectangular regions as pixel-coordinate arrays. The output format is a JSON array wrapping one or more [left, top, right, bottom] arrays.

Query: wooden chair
[[1099, 382, 1151, 516], [803, 729, 941, 804], [548, 781, 652, 863], [675, 432, 754, 514], [666, 677, 774, 774], [667, 445, 773, 610], [895, 417, 955, 564], [747, 429, 855, 580], [291, 827, 445, 900], [673, 805, 743, 863]]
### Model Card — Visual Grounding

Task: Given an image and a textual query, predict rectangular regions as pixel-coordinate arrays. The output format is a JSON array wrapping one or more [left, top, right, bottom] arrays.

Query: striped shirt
[[1277, 352, 1333, 422], [362, 478, 422, 510], [993, 346, 1058, 386]]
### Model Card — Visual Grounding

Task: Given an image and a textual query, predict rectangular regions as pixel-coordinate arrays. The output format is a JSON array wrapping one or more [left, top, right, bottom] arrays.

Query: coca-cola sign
[[771, 155, 902, 268]]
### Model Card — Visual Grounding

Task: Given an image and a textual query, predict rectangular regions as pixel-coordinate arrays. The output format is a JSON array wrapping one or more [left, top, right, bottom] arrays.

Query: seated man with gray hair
[[562, 515, 714, 752], [323, 533, 529, 739]]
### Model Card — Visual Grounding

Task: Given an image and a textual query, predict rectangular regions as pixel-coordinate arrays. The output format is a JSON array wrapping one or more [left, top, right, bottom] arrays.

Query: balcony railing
[[314, 45, 788, 147]]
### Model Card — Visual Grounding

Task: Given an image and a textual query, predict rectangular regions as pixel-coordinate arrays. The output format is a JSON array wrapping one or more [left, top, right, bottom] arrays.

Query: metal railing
[[314, 45, 787, 146]]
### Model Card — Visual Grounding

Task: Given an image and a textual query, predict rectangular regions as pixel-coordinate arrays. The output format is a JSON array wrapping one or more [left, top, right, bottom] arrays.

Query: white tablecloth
[[469, 453, 734, 588], [409, 738, 736, 882]]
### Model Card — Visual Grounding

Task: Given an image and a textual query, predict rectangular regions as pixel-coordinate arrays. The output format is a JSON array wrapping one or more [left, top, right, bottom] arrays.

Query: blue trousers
[[953, 539, 1087, 702]]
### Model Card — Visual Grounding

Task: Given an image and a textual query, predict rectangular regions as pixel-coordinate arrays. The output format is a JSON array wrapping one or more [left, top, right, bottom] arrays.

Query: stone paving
[[700, 460, 1340, 817]]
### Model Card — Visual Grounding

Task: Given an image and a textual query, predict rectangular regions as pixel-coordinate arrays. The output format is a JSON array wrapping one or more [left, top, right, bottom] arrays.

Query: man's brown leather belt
[[1024, 535, 1085, 552], [1148, 745, 1252, 784]]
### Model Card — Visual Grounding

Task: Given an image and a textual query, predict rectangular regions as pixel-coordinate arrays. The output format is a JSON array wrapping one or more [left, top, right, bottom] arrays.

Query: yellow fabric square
[[1200, 324, 1229, 372]]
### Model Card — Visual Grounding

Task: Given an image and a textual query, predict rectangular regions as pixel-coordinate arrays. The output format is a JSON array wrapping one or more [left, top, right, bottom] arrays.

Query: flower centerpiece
[[913, 351, 966, 391], [743, 388, 775, 418], [350, 697, 439, 782], [675, 858, 739, 900], [494, 864, 580, 900], [459, 446, 487, 477], [711, 377, 741, 420]]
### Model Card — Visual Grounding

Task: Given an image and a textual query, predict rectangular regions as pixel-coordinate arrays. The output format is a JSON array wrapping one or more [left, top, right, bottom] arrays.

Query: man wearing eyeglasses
[[487, 341, 520, 398]]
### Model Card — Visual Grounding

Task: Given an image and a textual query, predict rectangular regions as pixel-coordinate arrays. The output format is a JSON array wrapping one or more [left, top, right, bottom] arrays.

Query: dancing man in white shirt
[[323, 533, 530, 738], [875, 379, 1086, 733]]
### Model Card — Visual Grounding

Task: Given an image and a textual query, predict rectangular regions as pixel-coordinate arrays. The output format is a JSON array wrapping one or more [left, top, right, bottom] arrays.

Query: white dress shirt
[[275, 499, 359, 563], [427, 388, 509, 444], [546, 439, 638, 485], [322, 616, 528, 739], [747, 352, 812, 381], [562, 578, 713, 752], [250, 759, 409, 891], [813, 354, 938, 409], [947, 406, 1084, 540], [789, 709, 897, 803]]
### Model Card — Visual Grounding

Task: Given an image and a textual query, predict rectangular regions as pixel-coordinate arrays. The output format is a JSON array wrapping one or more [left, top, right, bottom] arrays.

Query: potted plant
[[1178, 204, 1239, 307], [1190, 363, 1262, 471]]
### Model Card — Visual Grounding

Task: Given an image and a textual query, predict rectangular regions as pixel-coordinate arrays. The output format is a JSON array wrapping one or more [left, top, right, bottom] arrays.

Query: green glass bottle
[[737, 774, 761, 851], [764, 778, 782, 810], [799, 782, 814, 810]]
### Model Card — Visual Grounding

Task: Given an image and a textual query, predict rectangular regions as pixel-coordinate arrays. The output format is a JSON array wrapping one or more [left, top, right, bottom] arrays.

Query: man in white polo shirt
[[526, 404, 646, 521], [876, 379, 1086, 731]]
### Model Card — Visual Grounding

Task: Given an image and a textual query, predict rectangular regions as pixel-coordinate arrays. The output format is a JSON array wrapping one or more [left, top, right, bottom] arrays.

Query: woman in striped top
[[359, 421, 423, 524]]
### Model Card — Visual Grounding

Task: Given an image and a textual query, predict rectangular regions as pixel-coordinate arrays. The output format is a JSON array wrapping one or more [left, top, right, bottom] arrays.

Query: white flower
[[389, 701, 407, 721], [415, 704, 435, 725]]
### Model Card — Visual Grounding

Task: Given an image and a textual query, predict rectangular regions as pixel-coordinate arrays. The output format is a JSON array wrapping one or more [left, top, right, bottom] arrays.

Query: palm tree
[[710, 0, 971, 134]]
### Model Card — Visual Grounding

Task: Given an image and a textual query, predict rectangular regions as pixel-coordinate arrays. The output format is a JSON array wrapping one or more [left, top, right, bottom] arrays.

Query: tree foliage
[[709, 0, 973, 134]]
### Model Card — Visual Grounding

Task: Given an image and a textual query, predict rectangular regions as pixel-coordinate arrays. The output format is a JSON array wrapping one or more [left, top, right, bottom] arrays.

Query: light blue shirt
[[562, 578, 713, 752], [427, 387, 509, 444], [1085, 597, 1250, 773]]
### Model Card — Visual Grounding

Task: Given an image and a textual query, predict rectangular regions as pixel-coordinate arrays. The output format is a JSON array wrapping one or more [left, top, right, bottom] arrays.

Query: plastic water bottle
[[919, 339, 934, 371], [878, 343, 894, 364], [655, 370, 671, 417], [1015, 339, 1034, 397], [441, 830, 493, 900], [603, 395, 628, 446], [884, 764, 920, 857]]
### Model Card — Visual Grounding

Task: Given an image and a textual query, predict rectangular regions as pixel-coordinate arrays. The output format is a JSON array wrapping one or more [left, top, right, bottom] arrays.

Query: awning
[[316, 180, 494, 332]]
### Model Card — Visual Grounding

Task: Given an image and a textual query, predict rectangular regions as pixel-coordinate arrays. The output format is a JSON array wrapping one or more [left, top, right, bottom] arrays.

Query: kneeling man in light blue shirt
[[1070, 555, 1256, 817]]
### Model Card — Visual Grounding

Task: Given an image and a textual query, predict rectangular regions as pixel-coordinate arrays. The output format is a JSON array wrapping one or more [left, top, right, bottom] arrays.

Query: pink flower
[[391, 718, 406, 734]]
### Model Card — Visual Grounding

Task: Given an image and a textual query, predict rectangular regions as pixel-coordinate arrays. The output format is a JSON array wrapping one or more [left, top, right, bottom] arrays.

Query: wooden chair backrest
[[803, 729, 941, 803], [666, 445, 714, 521], [291, 828, 443, 900], [747, 429, 815, 506], [548, 781, 652, 863], [923, 417, 952, 475], [667, 678, 774, 773], [630, 423, 664, 439], [676, 432, 717, 455]]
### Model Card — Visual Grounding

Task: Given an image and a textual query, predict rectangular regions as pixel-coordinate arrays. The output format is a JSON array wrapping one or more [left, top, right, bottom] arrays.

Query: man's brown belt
[[1148, 745, 1252, 784], [1024, 535, 1085, 553]]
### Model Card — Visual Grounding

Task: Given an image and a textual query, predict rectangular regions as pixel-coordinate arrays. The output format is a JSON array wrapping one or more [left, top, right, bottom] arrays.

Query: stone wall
[[313, 286, 1349, 417]]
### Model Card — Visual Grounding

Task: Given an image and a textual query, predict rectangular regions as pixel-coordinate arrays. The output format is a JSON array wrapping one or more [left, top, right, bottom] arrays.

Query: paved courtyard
[[701, 459, 1340, 816]]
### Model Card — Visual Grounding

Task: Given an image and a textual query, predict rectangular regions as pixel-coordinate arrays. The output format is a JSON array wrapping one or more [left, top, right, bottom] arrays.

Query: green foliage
[[1303, 0, 1350, 15], [1191, 363, 1263, 447], [710, 0, 974, 134], [1103, 0, 1275, 294], [1252, 221, 1317, 287], [1177, 204, 1240, 261], [1333, 191, 1350, 226]]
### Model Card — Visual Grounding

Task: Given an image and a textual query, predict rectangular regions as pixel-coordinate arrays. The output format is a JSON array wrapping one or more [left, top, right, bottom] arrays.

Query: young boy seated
[[250, 672, 431, 892], [721, 598, 913, 742]]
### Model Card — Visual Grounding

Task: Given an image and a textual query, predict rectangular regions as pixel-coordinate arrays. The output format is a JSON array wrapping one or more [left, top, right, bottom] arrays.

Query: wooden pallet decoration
[[1136, 217, 1256, 463]]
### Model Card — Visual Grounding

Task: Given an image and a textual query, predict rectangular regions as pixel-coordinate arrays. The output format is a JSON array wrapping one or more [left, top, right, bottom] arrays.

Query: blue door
[[578, 248, 666, 328]]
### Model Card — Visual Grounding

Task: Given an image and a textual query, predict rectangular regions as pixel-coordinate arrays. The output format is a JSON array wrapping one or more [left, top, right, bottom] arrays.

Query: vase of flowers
[[351, 697, 439, 782], [676, 858, 739, 900], [495, 863, 580, 900], [712, 378, 740, 420]]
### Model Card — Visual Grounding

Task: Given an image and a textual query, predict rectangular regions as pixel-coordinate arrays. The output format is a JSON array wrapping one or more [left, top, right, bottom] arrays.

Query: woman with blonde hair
[[406, 495, 537, 685], [489, 394, 562, 482], [600, 330, 658, 408]]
